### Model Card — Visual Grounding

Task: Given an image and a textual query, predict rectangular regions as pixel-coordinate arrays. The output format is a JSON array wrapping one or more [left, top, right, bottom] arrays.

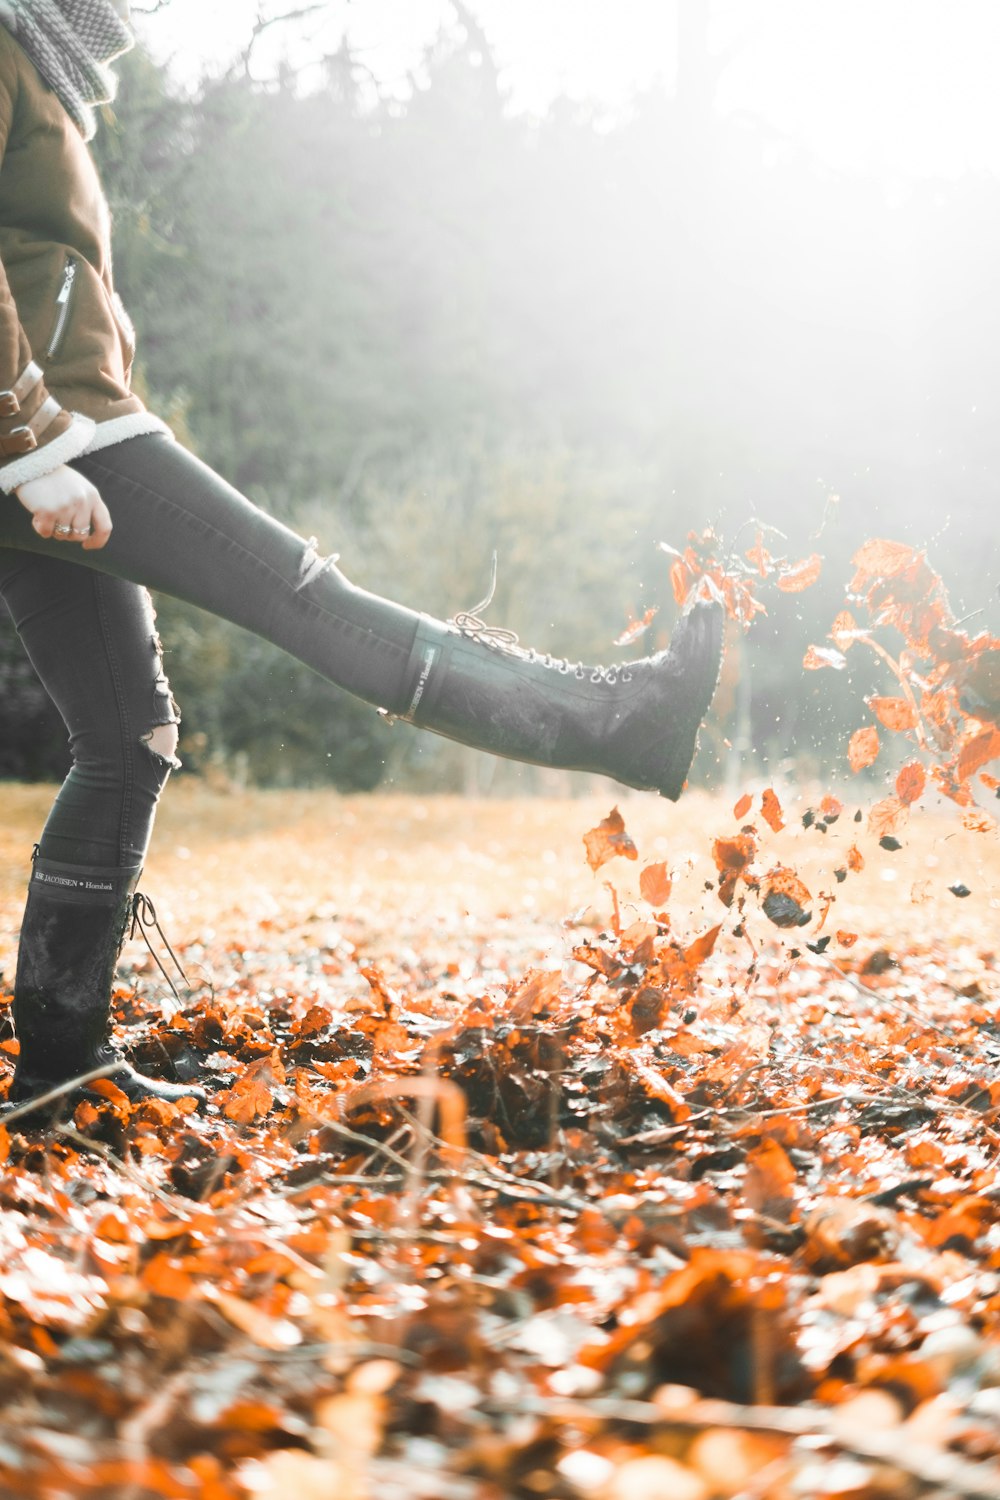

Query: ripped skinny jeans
[[0, 434, 423, 869]]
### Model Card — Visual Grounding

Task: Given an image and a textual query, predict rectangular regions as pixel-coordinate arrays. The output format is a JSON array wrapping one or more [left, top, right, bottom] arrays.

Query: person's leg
[[0, 547, 179, 867], [0, 548, 200, 1108], [0, 434, 723, 799]]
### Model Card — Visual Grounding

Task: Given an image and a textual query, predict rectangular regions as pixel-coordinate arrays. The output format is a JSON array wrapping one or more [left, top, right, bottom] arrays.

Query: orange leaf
[[713, 833, 756, 906], [820, 795, 843, 820], [205, 1287, 302, 1349], [837, 930, 858, 947], [850, 538, 918, 585], [848, 726, 880, 772], [614, 605, 659, 648], [572, 944, 622, 979], [831, 610, 859, 650], [777, 553, 822, 592], [895, 762, 926, 805], [868, 796, 908, 840], [804, 644, 847, 671], [963, 809, 997, 834], [639, 862, 672, 908], [221, 1054, 284, 1126], [760, 788, 784, 833], [670, 559, 691, 607], [869, 696, 918, 732], [583, 806, 638, 872], [713, 834, 756, 874], [630, 1062, 692, 1122], [746, 532, 772, 577], [761, 867, 812, 929], [733, 793, 753, 820], [142, 1254, 196, 1301], [847, 844, 865, 873], [223, 1082, 271, 1127], [743, 1139, 797, 1214], [684, 922, 723, 970], [930, 763, 974, 806], [957, 727, 1000, 781]]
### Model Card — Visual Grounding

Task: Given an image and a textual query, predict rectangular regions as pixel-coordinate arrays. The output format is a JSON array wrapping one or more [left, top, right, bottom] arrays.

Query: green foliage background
[[2, 23, 996, 790]]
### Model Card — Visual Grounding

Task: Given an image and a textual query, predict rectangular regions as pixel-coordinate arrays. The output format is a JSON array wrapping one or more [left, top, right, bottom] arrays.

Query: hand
[[15, 466, 113, 550]]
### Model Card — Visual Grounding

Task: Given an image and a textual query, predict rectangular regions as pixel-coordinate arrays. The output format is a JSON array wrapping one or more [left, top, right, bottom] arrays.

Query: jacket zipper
[[45, 258, 77, 359]]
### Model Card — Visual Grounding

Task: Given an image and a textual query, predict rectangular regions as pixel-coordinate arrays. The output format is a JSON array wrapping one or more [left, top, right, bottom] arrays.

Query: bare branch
[[240, 3, 329, 75]]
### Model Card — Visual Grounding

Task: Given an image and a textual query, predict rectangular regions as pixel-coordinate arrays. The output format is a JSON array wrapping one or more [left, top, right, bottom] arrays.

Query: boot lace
[[130, 892, 189, 1012], [451, 554, 634, 684]]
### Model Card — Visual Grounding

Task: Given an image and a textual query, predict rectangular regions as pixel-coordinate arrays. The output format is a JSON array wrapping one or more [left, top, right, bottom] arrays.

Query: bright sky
[[135, 0, 1000, 177]]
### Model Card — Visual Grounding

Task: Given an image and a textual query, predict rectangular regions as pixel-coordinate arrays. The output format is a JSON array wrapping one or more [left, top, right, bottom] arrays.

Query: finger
[[82, 494, 113, 551], [31, 509, 60, 540], [46, 510, 79, 541], [66, 497, 96, 545]]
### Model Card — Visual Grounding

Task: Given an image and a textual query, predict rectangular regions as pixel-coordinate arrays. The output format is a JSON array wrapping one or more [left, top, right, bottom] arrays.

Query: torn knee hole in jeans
[[143, 643, 183, 770], [296, 536, 340, 591], [142, 721, 182, 771]]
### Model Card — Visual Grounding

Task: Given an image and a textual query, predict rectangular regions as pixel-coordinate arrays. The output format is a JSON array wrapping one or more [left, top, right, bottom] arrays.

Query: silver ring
[[53, 524, 73, 535], [70, 527, 91, 537]]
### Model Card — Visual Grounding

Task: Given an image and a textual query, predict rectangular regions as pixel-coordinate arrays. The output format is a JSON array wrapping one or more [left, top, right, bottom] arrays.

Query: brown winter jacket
[[0, 22, 164, 495]]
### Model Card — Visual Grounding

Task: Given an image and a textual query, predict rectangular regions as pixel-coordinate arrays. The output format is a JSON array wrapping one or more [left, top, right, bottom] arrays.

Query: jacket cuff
[[0, 412, 97, 493]]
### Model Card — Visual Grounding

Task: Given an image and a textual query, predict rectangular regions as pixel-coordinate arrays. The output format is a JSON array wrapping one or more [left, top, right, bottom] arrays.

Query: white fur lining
[[83, 411, 173, 454], [0, 412, 96, 493]]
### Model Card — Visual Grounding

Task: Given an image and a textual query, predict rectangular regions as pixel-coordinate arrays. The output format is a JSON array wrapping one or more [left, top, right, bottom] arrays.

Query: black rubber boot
[[7, 855, 204, 1119], [399, 598, 724, 800]]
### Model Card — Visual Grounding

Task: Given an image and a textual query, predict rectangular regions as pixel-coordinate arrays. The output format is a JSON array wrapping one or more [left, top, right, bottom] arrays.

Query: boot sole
[[652, 601, 725, 800]]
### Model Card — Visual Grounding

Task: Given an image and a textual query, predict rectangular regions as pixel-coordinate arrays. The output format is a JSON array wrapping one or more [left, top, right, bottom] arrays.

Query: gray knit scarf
[[7, 0, 133, 140]]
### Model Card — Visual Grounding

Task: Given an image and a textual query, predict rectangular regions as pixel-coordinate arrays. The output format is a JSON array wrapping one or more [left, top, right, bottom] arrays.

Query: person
[[0, 0, 723, 1115]]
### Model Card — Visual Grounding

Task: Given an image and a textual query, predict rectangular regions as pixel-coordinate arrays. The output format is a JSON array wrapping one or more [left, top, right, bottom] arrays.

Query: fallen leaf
[[761, 867, 812, 928], [777, 553, 823, 592], [743, 1138, 797, 1215], [205, 1287, 302, 1349], [868, 796, 908, 841], [802, 1197, 898, 1270], [684, 922, 723, 970], [957, 727, 1000, 781], [583, 807, 638, 872], [803, 645, 847, 671], [639, 862, 673, 908], [614, 605, 659, 647], [868, 696, 918, 732], [848, 726, 880, 772], [850, 537, 918, 586], [831, 609, 859, 650], [760, 788, 785, 833], [895, 762, 926, 805], [745, 532, 772, 577]]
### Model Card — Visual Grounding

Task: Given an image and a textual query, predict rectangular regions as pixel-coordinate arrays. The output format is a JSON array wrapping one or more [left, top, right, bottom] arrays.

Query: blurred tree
[[3, 12, 997, 792]]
